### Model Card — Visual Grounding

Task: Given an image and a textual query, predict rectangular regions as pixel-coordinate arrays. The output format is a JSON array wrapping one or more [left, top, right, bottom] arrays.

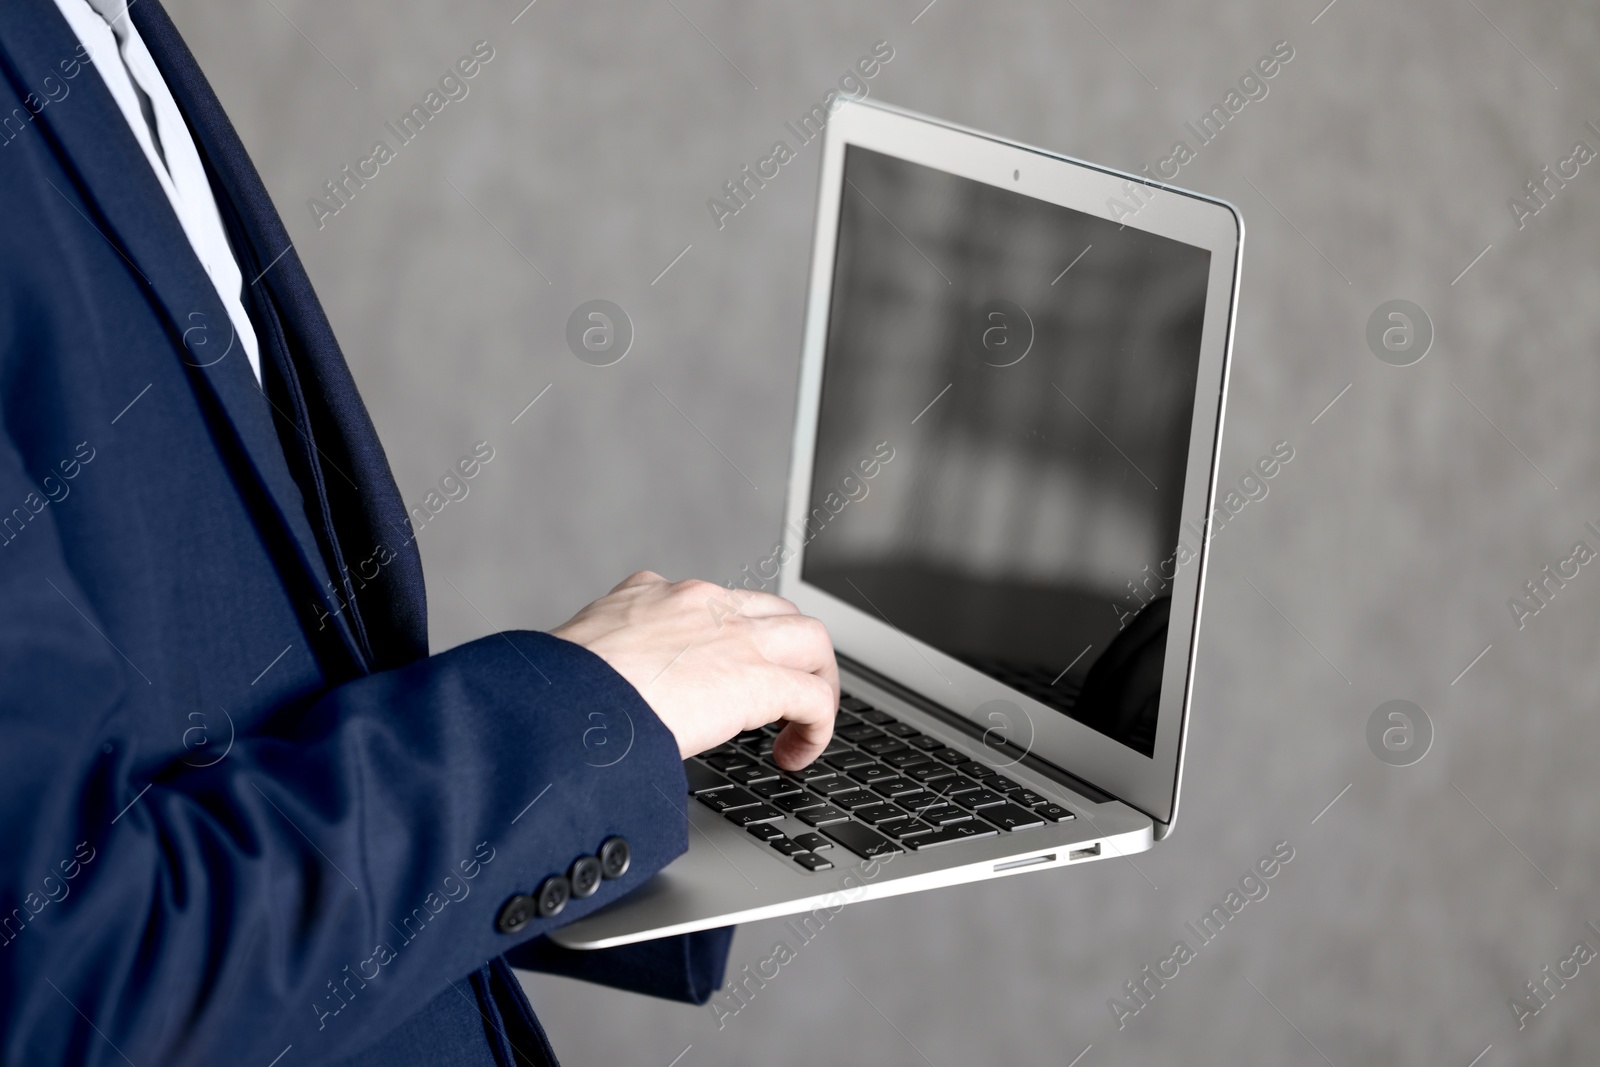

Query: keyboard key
[[1012, 790, 1050, 808], [953, 761, 993, 779], [955, 788, 1008, 810], [793, 852, 835, 872], [928, 747, 968, 765], [914, 804, 971, 826], [837, 723, 882, 742], [698, 788, 761, 813], [751, 778, 804, 799], [853, 803, 906, 825], [858, 709, 896, 725], [797, 805, 852, 827], [746, 823, 786, 841], [770, 837, 807, 856], [705, 743, 742, 759], [792, 832, 833, 852], [908, 734, 944, 750], [734, 730, 766, 744], [686, 762, 731, 795], [882, 750, 933, 770], [706, 754, 753, 773], [725, 804, 785, 826], [905, 763, 957, 785], [981, 803, 1047, 831], [839, 695, 872, 712], [868, 776, 919, 798], [831, 790, 880, 811], [858, 736, 909, 757], [821, 821, 903, 859], [811, 777, 863, 797], [932, 775, 981, 796], [775, 792, 826, 813], [824, 750, 876, 772], [834, 710, 863, 727], [725, 764, 779, 786], [849, 764, 900, 785], [877, 817, 936, 839], [893, 789, 939, 812], [883, 722, 920, 737], [819, 740, 854, 758], [797, 763, 838, 783], [1032, 803, 1076, 822], [904, 822, 999, 850]]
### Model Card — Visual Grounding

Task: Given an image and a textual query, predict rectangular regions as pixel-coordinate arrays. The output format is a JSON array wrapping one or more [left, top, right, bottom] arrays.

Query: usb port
[[1069, 843, 1101, 861]]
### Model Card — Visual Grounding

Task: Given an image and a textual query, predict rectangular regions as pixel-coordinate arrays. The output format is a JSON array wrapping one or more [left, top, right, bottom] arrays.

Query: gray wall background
[[166, 1, 1600, 1063]]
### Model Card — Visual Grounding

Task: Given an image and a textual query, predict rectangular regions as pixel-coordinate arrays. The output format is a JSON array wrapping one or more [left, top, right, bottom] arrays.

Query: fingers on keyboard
[[688, 692, 1081, 872]]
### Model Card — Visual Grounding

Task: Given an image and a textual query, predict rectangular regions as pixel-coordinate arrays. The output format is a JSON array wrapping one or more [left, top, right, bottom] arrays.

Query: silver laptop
[[553, 100, 1242, 950]]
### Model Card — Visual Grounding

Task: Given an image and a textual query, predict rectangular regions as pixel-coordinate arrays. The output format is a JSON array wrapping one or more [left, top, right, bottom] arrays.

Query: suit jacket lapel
[[130, 0, 430, 670], [0, 0, 368, 668]]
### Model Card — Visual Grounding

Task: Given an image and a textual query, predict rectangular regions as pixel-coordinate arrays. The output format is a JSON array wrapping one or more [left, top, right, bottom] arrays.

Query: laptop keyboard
[[686, 693, 1077, 873]]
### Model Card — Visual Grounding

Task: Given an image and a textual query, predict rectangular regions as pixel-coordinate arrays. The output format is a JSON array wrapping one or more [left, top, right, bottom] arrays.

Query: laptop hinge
[[836, 651, 1118, 806]]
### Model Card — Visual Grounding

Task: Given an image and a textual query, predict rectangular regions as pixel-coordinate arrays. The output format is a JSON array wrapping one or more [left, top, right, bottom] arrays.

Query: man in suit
[[0, 2, 839, 1064]]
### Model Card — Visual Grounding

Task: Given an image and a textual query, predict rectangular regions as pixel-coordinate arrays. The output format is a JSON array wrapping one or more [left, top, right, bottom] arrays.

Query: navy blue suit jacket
[[0, 3, 730, 1064]]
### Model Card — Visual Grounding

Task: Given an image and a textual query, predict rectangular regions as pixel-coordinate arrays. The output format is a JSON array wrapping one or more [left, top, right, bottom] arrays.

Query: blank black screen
[[802, 146, 1211, 757]]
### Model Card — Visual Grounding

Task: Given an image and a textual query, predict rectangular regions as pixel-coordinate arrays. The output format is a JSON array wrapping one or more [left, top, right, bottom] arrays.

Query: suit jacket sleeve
[[0, 426, 690, 1067]]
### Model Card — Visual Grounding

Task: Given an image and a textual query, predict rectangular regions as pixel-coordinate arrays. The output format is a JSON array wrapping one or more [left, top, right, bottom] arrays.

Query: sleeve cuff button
[[569, 855, 603, 898], [495, 894, 536, 935], [536, 875, 571, 918], [598, 835, 631, 880]]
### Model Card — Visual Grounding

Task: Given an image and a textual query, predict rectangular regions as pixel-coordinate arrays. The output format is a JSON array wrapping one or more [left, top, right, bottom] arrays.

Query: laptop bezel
[[776, 99, 1241, 828]]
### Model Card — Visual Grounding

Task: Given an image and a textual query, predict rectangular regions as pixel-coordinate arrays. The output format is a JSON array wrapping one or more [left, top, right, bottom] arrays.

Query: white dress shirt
[[51, 0, 263, 384]]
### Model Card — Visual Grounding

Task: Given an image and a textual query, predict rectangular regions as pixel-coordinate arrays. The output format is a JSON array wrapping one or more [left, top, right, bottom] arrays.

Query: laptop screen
[[801, 144, 1213, 758]]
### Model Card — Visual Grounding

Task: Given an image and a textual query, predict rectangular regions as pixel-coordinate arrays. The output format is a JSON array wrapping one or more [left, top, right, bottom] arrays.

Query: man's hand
[[551, 571, 839, 769]]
